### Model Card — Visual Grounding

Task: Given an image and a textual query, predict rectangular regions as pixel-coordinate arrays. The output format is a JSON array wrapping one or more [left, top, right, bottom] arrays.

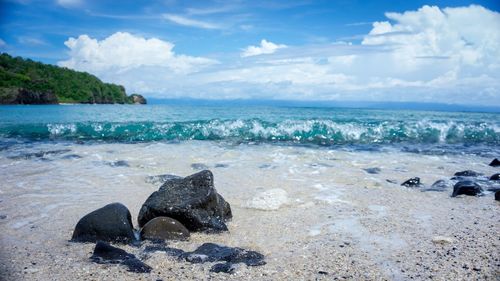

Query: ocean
[[0, 104, 499, 280]]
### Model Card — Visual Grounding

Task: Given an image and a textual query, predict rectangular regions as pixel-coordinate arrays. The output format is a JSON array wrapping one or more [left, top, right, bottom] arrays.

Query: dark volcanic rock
[[140, 217, 190, 241], [453, 170, 483, 177], [363, 167, 381, 174], [137, 170, 232, 232], [211, 262, 237, 274], [0, 88, 58, 104], [401, 177, 422, 187], [145, 174, 182, 185], [183, 243, 265, 266], [490, 173, 500, 181], [214, 163, 229, 168], [451, 181, 483, 197], [489, 158, 500, 167], [91, 241, 151, 273], [71, 203, 135, 243], [495, 191, 500, 201]]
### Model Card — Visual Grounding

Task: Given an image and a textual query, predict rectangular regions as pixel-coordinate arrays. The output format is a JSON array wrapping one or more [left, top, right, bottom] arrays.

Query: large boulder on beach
[[137, 170, 232, 232], [495, 191, 500, 201], [451, 181, 483, 197], [140, 217, 190, 241], [71, 203, 135, 243], [490, 173, 500, 181]]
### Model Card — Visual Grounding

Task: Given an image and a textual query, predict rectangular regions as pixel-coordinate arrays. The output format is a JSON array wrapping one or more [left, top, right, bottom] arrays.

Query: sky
[[1, 0, 500, 105]]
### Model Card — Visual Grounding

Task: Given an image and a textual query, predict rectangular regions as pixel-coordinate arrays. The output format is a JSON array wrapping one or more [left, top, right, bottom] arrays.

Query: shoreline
[[0, 141, 498, 280]]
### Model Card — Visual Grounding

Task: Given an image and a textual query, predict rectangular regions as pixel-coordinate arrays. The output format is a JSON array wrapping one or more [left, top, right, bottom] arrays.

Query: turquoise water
[[0, 105, 499, 153]]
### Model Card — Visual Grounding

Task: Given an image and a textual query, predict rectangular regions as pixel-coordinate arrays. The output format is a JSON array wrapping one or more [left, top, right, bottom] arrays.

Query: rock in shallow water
[[71, 203, 135, 243], [145, 174, 182, 185], [490, 173, 500, 181], [489, 158, 500, 167], [140, 217, 190, 241], [495, 191, 500, 201], [91, 241, 152, 273], [138, 170, 232, 232], [451, 181, 483, 197], [401, 177, 422, 187], [453, 170, 483, 177]]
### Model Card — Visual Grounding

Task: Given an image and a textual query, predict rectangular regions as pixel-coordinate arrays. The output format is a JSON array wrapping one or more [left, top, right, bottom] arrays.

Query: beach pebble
[[432, 236, 454, 244], [90, 241, 152, 273], [489, 158, 500, 167], [495, 191, 500, 201], [453, 170, 483, 177], [489, 173, 500, 181], [451, 181, 483, 197], [71, 203, 135, 243], [401, 177, 422, 187], [138, 170, 232, 232], [140, 217, 190, 241], [184, 243, 266, 267], [245, 189, 288, 211]]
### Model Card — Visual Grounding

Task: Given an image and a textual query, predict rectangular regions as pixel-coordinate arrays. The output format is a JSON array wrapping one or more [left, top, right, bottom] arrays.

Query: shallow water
[[0, 105, 499, 280], [0, 140, 499, 280]]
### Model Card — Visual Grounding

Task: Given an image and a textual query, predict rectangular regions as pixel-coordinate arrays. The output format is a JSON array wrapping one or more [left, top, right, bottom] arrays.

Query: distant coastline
[[0, 53, 146, 105]]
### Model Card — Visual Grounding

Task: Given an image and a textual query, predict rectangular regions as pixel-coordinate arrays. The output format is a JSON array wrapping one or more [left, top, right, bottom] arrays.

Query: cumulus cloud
[[58, 32, 217, 74], [241, 39, 287, 57], [59, 5, 500, 105]]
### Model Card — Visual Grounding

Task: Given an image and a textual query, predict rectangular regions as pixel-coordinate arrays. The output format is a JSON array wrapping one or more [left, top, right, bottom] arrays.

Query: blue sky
[[1, 0, 500, 105]]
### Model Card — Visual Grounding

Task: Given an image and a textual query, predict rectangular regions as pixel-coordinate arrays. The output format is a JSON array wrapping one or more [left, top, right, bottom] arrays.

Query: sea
[[0, 104, 499, 280], [0, 104, 498, 155]]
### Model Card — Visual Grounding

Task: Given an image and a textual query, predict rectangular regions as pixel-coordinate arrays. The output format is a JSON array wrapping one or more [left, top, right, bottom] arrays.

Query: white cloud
[[163, 14, 221, 29], [58, 32, 217, 75], [0, 38, 6, 47], [58, 5, 500, 105], [56, 0, 81, 8], [18, 36, 46, 46], [241, 39, 287, 57]]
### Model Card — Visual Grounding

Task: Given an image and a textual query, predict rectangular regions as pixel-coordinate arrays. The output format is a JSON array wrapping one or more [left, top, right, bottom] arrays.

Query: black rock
[[453, 170, 483, 177], [214, 163, 229, 168], [137, 170, 232, 232], [363, 167, 381, 174], [401, 177, 421, 187], [140, 217, 190, 241], [145, 174, 182, 185], [183, 243, 265, 267], [495, 191, 500, 201], [489, 158, 500, 167], [489, 173, 500, 181], [210, 262, 236, 274], [451, 181, 483, 197], [91, 241, 152, 273], [71, 203, 135, 243]]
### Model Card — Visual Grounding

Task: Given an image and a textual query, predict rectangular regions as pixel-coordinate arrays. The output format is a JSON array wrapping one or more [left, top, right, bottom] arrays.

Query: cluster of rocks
[[70, 170, 265, 274], [399, 158, 500, 201]]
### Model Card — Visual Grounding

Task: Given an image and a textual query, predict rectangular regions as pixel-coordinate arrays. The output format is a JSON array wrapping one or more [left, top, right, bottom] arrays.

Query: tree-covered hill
[[0, 53, 146, 104]]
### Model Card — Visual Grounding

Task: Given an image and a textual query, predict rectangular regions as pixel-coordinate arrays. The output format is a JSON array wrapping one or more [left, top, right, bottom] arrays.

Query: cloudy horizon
[[1, 1, 499, 105]]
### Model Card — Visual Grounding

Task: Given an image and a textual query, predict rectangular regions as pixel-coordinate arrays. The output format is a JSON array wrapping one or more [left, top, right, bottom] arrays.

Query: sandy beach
[[0, 141, 498, 280]]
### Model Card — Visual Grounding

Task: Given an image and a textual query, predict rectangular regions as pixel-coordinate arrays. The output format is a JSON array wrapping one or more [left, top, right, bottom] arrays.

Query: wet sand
[[0, 141, 499, 280]]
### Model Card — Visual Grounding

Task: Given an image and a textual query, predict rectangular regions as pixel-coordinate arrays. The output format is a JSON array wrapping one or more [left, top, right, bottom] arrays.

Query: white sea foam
[[244, 188, 289, 211]]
